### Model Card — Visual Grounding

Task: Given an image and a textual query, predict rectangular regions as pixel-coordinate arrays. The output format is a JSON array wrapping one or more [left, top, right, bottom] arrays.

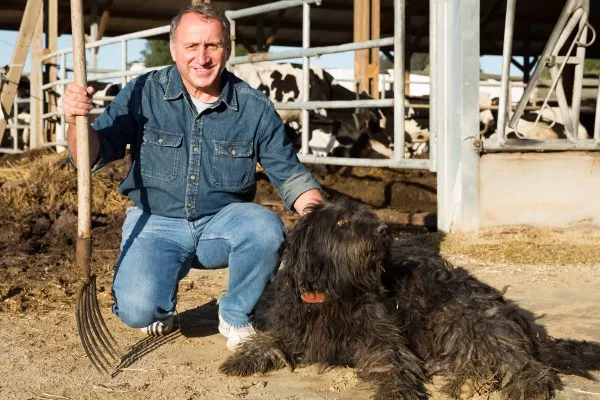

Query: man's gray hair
[[170, 3, 231, 48]]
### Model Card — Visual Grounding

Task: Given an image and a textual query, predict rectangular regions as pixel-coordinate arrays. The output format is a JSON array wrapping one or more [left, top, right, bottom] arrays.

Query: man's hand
[[64, 83, 100, 167], [293, 189, 324, 216], [63, 83, 95, 125]]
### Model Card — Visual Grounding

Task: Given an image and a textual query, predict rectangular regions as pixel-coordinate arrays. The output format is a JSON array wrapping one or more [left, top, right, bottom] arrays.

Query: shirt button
[[190, 175, 196, 181], [193, 146, 199, 153], [187, 201, 192, 207], [231, 149, 236, 155], [158, 138, 164, 143]]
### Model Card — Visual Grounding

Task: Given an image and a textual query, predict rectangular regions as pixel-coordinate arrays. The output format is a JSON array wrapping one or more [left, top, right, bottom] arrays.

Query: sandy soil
[[0, 151, 599, 400]]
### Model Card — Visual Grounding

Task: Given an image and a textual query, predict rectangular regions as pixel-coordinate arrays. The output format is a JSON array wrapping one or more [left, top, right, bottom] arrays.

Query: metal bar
[[12, 94, 18, 151], [40, 66, 166, 90], [298, 154, 431, 169], [552, 8, 584, 53], [571, 19, 588, 139], [497, 0, 516, 144], [275, 99, 393, 110], [458, 0, 481, 231], [6, 124, 31, 130], [433, 0, 459, 232], [300, 2, 310, 155], [483, 138, 600, 151], [225, 0, 321, 20], [549, 66, 576, 139], [56, 52, 67, 153], [428, 0, 438, 172], [40, 25, 171, 62], [394, 0, 406, 161], [595, 77, 600, 143], [90, 0, 98, 69], [229, 18, 236, 59], [525, 10, 587, 142], [508, 0, 584, 128], [228, 37, 394, 65], [121, 40, 127, 88]]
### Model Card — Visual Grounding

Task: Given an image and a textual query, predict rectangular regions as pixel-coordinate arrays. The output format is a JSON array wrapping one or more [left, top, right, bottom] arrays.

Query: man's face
[[170, 13, 230, 100]]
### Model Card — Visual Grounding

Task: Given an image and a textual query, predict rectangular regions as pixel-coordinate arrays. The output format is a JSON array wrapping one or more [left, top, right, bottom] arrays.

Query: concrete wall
[[480, 151, 600, 228]]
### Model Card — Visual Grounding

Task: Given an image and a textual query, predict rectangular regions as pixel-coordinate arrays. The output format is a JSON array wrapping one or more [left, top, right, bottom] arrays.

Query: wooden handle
[[70, 0, 92, 278]]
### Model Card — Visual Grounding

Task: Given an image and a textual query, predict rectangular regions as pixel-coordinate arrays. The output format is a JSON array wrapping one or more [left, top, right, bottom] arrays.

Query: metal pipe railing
[[394, 0, 406, 161], [595, 77, 600, 143], [508, 0, 588, 129], [28, 0, 431, 169], [225, 0, 321, 19], [300, 2, 311, 155], [497, 0, 516, 144], [228, 37, 394, 66]]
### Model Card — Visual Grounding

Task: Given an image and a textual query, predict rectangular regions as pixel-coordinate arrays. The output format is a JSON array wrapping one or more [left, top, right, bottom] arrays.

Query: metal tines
[[75, 273, 122, 375]]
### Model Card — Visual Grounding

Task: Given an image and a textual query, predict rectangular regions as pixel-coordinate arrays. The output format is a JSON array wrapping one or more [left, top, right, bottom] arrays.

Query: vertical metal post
[[230, 19, 236, 59], [497, 0, 516, 144], [121, 40, 127, 87], [571, 16, 588, 139], [56, 52, 67, 152], [434, 0, 480, 232], [12, 96, 18, 152], [428, 0, 437, 172], [457, 0, 481, 231], [393, 0, 405, 161], [300, 2, 310, 155], [91, 0, 98, 70], [595, 77, 600, 143]]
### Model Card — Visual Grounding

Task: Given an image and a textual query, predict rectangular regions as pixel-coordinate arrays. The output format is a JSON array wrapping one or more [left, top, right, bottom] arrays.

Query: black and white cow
[[231, 62, 435, 159], [482, 97, 590, 141]]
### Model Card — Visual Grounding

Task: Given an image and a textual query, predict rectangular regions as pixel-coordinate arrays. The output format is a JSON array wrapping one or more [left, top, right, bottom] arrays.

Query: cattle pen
[[1, 0, 599, 232]]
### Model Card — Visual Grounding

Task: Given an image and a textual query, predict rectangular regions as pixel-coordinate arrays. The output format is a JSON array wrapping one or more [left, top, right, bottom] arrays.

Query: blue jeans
[[111, 202, 286, 328]]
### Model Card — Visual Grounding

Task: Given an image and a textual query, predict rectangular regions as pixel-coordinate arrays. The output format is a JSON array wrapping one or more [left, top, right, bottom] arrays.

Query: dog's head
[[283, 199, 392, 300]]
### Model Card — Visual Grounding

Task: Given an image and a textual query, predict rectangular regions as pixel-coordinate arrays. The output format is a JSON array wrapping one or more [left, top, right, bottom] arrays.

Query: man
[[63, 3, 323, 350]]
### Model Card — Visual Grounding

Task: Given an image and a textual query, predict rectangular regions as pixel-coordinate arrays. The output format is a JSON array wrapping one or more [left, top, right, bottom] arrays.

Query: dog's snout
[[377, 224, 389, 235]]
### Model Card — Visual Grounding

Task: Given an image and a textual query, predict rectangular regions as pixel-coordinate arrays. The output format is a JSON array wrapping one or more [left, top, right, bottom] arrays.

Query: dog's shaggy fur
[[219, 200, 562, 399]]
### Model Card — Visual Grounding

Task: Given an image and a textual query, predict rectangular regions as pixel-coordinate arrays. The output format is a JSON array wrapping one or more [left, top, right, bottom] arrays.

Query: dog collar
[[301, 292, 326, 303]]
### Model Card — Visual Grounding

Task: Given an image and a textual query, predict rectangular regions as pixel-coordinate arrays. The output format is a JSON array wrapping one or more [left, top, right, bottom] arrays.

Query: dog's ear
[[283, 211, 328, 292]]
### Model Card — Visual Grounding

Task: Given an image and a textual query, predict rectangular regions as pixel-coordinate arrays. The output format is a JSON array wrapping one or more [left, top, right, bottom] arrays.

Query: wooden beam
[[93, 0, 113, 55], [98, 0, 113, 40], [355, 0, 380, 98], [0, 0, 43, 146], [30, 1, 44, 149], [354, 0, 370, 94], [369, 0, 380, 99]]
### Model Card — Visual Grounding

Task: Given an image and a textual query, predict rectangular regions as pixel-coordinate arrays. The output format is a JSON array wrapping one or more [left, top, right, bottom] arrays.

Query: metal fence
[[14, 0, 433, 170], [5, 0, 599, 165], [486, 0, 599, 152]]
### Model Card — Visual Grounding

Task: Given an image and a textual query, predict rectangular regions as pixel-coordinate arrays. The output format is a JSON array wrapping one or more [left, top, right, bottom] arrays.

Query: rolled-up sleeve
[[257, 104, 321, 210]]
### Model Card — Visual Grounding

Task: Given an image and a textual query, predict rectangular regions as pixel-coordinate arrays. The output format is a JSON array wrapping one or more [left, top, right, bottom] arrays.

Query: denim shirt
[[91, 66, 321, 220]]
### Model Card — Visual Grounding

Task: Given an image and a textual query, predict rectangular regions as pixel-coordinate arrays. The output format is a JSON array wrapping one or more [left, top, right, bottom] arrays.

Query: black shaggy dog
[[219, 200, 562, 399]]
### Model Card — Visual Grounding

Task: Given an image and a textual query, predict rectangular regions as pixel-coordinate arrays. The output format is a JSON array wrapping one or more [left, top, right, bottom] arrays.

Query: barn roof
[[1, 0, 599, 58]]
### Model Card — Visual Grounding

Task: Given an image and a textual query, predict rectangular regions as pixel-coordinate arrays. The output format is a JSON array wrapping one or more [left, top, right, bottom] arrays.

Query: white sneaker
[[218, 314, 256, 351], [140, 315, 174, 336]]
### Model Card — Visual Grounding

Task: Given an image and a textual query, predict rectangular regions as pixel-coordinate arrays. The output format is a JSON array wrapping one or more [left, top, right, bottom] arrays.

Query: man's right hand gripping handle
[[64, 83, 100, 167]]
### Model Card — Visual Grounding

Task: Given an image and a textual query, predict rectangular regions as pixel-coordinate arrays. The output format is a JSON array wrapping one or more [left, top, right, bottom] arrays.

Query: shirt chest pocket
[[140, 127, 183, 181], [212, 141, 255, 189]]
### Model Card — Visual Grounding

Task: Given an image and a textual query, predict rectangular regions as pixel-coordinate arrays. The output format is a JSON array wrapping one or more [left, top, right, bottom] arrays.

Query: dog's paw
[[219, 334, 294, 376], [500, 366, 562, 400]]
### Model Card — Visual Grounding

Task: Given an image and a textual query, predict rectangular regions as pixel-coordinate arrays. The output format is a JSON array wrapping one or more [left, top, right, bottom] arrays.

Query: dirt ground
[[0, 150, 599, 400]]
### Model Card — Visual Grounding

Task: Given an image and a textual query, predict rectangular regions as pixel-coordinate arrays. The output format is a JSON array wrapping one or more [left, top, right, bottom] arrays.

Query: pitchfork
[[71, 0, 122, 374]]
